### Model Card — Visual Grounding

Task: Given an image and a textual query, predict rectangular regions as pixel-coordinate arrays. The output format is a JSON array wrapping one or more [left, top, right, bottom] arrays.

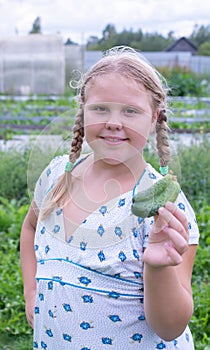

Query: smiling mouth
[[100, 136, 128, 142]]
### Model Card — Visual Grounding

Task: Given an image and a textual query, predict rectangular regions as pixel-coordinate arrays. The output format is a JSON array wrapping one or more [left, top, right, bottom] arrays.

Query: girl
[[20, 46, 199, 349]]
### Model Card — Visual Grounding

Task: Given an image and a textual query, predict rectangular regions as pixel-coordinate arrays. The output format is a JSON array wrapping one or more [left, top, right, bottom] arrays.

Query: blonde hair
[[41, 46, 170, 219]]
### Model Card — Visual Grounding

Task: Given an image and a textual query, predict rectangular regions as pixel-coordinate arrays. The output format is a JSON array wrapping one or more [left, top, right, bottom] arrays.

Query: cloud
[[0, 0, 209, 43]]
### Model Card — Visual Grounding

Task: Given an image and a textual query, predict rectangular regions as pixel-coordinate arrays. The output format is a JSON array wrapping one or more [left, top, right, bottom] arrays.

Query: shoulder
[[34, 154, 69, 208], [47, 154, 69, 179], [40, 154, 69, 189], [133, 163, 162, 196]]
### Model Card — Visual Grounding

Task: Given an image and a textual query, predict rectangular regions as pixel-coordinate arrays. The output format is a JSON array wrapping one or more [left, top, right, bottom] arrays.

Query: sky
[[0, 0, 209, 44]]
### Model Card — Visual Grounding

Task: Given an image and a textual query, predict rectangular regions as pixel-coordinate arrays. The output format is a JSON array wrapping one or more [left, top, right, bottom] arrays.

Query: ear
[[150, 111, 159, 133]]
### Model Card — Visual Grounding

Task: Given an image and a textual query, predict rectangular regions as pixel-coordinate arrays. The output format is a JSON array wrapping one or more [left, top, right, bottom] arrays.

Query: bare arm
[[143, 201, 197, 341], [20, 199, 38, 328]]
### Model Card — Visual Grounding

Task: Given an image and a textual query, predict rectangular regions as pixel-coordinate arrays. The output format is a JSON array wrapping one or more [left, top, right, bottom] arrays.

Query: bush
[[0, 150, 29, 200], [190, 204, 210, 349], [0, 198, 30, 336], [158, 65, 209, 97], [176, 137, 210, 206], [0, 145, 67, 202]]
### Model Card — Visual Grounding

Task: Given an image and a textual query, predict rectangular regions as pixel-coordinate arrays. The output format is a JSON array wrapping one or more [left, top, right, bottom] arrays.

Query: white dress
[[33, 155, 199, 350]]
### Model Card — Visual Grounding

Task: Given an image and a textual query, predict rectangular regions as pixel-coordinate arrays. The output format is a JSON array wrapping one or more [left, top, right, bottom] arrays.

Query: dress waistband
[[36, 258, 143, 299]]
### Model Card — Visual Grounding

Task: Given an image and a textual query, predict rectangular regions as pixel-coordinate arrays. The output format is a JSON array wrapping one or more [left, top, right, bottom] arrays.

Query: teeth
[[105, 138, 123, 142]]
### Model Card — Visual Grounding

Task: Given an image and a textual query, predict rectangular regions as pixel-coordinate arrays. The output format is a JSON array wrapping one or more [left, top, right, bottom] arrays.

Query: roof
[[65, 38, 78, 46], [164, 37, 197, 54]]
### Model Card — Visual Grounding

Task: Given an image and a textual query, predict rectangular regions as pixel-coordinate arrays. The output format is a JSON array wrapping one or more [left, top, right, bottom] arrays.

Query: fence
[[84, 51, 210, 75]]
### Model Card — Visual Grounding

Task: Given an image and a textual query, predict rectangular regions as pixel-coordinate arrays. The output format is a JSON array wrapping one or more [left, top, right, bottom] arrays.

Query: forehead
[[85, 73, 152, 107]]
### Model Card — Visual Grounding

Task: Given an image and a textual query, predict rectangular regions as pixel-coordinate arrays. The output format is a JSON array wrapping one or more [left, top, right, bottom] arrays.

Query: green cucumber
[[133, 173, 173, 203], [132, 174, 180, 218]]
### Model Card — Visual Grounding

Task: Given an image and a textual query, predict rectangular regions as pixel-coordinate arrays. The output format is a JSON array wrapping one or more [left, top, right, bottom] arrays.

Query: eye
[[95, 105, 108, 112], [123, 106, 141, 116], [88, 104, 109, 114]]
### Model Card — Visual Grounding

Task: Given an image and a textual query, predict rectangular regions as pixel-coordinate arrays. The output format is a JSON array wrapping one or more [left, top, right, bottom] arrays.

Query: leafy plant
[[158, 65, 208, 97], [0, 150, 29, 200], [0, 198, 30, 336], [190, 204, 210, 349], [0, 333, 33, 350], [176, 137, 210, 205]]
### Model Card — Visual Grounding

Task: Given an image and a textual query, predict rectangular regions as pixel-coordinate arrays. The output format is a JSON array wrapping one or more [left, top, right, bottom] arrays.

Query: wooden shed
[[164, 37, 197, 55]]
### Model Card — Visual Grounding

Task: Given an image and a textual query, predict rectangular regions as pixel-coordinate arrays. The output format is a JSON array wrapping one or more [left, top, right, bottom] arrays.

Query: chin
[[94, 153, 124, 165], [103, 158, 123, 165]]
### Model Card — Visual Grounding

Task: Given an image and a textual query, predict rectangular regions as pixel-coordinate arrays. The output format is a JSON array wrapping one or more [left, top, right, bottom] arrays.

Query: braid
[[69, 105, 84, 163], [156, 108, 171, 169], [40, 106, 84, 220]]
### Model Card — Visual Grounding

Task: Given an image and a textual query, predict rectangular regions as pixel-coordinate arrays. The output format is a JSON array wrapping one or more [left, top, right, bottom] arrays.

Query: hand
[[25, 289, 36, 329], [143, 201, 189, 268]]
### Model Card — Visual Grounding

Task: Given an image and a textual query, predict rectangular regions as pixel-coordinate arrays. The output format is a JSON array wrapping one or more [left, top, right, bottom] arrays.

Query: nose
[[105, 112, 123, 130]]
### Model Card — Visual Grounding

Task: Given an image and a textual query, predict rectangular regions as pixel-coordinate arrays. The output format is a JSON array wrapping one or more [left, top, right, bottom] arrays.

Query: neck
[[71, 152, 147, 204], [90, 153, 147, 186]]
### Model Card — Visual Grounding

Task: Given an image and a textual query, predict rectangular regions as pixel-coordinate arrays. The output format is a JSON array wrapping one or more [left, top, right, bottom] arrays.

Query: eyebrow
[[85, 102, 146, 111]]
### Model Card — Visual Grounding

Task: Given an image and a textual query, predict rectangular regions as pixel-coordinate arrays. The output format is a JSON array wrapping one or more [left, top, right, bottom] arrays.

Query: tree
[[102, 24, 117, 40], [96, 24, 118, 51], [139, 32, 172, 51], [86, 36, 100, 50], [190, 24, 210, 46], [167, 31, 175, 40], [198, 42, 210, 56], [86, 22, 210, 53], [29, 17, 42, 34]]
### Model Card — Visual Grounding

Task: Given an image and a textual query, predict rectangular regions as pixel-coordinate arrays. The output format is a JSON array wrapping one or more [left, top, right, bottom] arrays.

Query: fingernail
[[158, 207, 164, 214]]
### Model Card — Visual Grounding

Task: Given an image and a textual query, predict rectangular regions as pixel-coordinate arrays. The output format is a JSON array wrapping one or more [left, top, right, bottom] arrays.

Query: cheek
[[127, 122, 151, 145], [134, 133, 148, 149], [84, 111, 102, 131], [84, 122, 101, 143]]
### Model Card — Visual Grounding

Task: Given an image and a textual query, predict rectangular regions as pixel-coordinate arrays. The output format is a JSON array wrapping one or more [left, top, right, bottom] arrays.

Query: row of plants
[[1, 95, 209, 117], [0, 95, 78, 142], [0, 136, 209, 349]]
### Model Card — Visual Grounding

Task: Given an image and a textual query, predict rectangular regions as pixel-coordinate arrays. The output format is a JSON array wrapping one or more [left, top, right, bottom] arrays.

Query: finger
[[163, 226, 189, 255], [164, 241, 183, 265], [158, 206, 189, 241], [165, 201, 189, 232], [152, 214, 167, 233]]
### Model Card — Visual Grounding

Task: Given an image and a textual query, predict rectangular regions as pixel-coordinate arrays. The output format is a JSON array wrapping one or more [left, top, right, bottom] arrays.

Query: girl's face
[[84, 73, 157, 165]]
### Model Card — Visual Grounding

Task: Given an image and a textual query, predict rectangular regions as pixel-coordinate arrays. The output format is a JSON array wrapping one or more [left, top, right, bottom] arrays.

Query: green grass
[[0, 333, 33, 350]]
